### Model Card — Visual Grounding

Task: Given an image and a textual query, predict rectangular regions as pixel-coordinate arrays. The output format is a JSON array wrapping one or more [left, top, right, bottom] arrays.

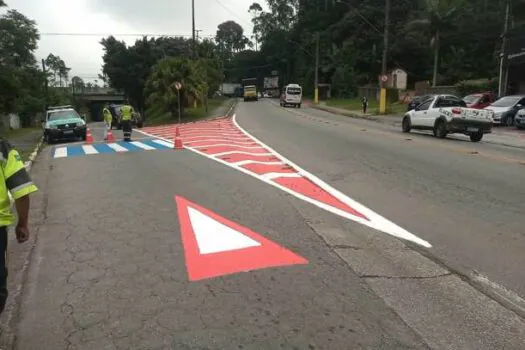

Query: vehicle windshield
[[287, 87, 302, 95], [463, 95, 481, 104], [47, 110, 81, 121], [491, 96, 521, 107]]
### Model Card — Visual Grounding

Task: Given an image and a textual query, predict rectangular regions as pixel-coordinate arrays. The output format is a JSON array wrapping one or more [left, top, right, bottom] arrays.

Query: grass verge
[[326, 98, 407, 115], [146, 98, 230, 126], [2, 127, 43, 161]]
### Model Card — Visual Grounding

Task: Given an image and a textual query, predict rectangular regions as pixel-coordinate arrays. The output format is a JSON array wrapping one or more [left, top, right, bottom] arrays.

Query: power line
[[39, 32, 215, 38]]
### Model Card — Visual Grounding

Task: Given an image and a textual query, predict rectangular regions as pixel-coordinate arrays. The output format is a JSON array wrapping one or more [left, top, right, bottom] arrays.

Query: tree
[[216, 21, 250, 59], [71, 76, 85, 93], [144, 57, 208, 119]]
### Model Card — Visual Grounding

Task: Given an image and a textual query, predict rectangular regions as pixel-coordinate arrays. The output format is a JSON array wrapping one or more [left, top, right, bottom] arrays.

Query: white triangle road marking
[[130, 141, 155, 150], [107, 143, 128, 152], [82, 145, 98, 155], [188, 207, 261, 255]]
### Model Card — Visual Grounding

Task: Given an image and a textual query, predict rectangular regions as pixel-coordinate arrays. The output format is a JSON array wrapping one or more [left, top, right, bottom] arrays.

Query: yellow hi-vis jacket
[[0, 139, 38, 226], [103, 108, 112, 124], [120, 105, 134, 121]]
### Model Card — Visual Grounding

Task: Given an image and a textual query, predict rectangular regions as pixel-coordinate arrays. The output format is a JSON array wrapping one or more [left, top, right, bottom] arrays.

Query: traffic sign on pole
[[175, 81, 182, 90]]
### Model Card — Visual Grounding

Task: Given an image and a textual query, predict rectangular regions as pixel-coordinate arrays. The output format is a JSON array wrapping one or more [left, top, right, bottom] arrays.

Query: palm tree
[[406, 0, 462, 86]]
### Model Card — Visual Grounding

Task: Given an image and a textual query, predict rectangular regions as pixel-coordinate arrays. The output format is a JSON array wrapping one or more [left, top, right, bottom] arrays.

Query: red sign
[[175, 196, 308, 281]]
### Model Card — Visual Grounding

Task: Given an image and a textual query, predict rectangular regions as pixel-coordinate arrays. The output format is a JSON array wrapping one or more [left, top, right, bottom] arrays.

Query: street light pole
[[192, 0, 196, 59], [379, 0, 390, 114]]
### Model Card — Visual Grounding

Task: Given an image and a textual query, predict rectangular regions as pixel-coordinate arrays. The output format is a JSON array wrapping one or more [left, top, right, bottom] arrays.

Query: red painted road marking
[[199, 146, 269, 155], [241, 162, 296, 175], [137, 117, 431, 248], [175, 196, 308, 281], [273, 177, 368, 220], [218, 153, 281, 163]]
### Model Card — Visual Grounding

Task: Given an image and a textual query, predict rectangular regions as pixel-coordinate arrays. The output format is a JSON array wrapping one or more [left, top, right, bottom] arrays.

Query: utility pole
[[41, 59, 49, 112], [314, 32, 320, 104], [498, 0, 510, 97], [379, 0, 390, 114], [195, 29, 202, 42], [192, 0, 196, 59]]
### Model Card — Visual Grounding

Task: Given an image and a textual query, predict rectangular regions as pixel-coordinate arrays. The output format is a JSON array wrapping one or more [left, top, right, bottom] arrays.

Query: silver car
[[515, 108, 525, 130], [484, 95, 525, 126]]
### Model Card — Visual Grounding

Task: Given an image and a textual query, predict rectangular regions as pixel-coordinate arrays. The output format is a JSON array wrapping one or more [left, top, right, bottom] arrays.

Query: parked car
[[515, 109, 525, 130], [462, 92, 496, 109], [407, 94, 436, 111], [484, 95, 525, 126], [43, 106, 87, 144], [402, 94, 494, 142]]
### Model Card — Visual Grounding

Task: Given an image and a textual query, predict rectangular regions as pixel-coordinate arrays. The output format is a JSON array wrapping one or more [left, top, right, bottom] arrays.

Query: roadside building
[[506, 25, 525, 94]]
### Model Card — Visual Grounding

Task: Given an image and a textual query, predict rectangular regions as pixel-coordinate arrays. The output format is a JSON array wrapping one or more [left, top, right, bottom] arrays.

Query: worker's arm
[[0, 140, 38, 242]]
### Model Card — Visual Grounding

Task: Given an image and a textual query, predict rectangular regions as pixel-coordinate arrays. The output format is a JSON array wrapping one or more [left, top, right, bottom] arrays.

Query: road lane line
[[260, 173, 302, 181], [81, 145, 98, 155], [231, 114, 432, 248], [107, 143, 128, 152], [130, 141, 155, 150], [53, 147, 67, 158]]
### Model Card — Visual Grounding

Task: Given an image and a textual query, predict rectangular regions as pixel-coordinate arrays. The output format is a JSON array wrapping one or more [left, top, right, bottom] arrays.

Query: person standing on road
[[361, 96, 369, 114], [102, 104, 112, 141], [120, 103, 134, 142], [0, 138, 38, 315]]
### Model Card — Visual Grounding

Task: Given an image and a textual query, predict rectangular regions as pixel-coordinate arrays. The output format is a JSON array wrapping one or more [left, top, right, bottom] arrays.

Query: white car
[[402, 95, 494, 142]]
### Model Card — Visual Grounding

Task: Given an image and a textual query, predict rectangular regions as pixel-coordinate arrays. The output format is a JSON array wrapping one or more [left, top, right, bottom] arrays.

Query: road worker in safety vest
[[102, 103, 112, 141], [120, 103, 134, 142], [0, 138, 38, 315]]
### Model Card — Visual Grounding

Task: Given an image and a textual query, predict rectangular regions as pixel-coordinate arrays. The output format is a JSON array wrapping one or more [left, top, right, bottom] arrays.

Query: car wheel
[[298, 103, 301, 109], [470, 132, 483, 142], [402, 116, 411, 133], [505, 115, 515, 126], [433, 120, 447, 138]]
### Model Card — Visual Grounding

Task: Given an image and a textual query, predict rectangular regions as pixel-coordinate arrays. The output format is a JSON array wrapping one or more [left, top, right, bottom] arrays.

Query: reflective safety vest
[[0, 139, 38, 226], [120, 105, 134, 121], [103, 108, 112, 123]]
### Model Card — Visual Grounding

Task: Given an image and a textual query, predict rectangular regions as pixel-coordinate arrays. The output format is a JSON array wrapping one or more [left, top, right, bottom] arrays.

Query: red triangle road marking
[[175, 196, 308, 281]]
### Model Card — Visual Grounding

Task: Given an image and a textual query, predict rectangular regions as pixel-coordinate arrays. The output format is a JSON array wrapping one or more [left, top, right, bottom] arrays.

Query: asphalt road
[[2, 102, 525, 349]]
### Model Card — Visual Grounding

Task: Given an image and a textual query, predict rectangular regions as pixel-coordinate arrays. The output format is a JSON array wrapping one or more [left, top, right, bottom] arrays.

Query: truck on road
[[220, 83, 241, 97], [242, 78, 258, 102]]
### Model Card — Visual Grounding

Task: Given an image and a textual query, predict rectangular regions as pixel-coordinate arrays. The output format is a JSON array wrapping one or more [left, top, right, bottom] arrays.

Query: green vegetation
[[146, 97, 229, 126], [326, 99, 406, 115]]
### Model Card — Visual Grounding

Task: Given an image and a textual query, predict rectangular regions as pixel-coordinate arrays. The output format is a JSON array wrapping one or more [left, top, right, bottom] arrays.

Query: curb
[[24, 136, 44, 173]]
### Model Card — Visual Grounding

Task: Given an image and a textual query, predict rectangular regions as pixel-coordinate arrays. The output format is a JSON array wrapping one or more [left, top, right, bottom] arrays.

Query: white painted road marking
[[107, 143, 128, 152], [188, 207, 261, 254], [232, 160, 284, 166], [54, 147, 67, 158], [211, 151, 273, 157], [152, 139, 174, 148], [81, 145, 98, 155], [130, 141, 155, 150], [260, 172, 302, 181]]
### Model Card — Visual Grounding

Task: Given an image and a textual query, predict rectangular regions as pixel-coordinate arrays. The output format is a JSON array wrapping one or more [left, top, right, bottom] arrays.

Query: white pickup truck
[[402, 94, 494, 142]]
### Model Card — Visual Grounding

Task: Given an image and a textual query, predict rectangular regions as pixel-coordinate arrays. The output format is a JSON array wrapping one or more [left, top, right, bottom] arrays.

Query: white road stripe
[[260, 172, 302, 181], [152, 139, 174, 148], [211, 151, 273, 157], [192, 144, 262, 149], [81, 145, 98, 155], [54, 147, 67, 158], [233, 160, 284, 166], [130, 141, 155, 150], [107, 143, 128, 152]]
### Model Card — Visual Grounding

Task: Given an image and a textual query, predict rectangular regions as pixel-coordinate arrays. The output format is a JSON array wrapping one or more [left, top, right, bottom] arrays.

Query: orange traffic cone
[[106, 128, 115, 143], [174, 127, 184, 150], [85, 127, 94, 144]]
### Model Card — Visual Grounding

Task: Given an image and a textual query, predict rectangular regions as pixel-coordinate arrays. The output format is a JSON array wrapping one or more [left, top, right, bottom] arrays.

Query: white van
[[280, 84, 303, 108]]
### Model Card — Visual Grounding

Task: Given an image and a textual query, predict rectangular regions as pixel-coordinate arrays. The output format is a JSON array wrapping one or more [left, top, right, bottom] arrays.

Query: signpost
[[175, 81, 182, 124]]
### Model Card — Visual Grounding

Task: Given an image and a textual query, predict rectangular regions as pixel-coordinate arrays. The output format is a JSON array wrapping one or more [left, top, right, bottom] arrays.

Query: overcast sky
[[4, 0, 260, 82]]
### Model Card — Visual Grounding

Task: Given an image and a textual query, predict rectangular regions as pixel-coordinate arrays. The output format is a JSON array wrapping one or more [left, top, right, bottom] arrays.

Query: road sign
[[380, 75, 388, 83], [175, 196, 308, 281], [175, 81, 182, 90]]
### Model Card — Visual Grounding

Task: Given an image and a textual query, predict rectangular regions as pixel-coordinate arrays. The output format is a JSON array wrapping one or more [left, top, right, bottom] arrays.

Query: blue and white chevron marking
[[52, 139, 173, 158]]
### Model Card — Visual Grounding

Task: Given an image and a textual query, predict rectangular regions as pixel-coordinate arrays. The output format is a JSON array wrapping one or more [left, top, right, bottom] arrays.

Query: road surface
[[2, 101, 525, 349]]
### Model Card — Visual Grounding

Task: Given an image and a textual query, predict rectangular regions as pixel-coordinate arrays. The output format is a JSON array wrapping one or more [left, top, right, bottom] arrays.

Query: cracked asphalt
[[4, 101, 525, 349], [7, 125, 429, 350]]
